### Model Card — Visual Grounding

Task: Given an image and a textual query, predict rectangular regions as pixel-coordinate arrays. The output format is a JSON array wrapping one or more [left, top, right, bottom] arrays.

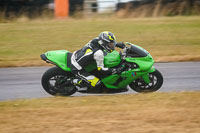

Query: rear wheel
[[41, 67, 77, 96], [129, 69, 163, 93]]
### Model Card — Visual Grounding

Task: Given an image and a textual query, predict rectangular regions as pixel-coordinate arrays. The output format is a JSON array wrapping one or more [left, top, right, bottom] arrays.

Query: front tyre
[[41, 67, 77, 96], [129, 69, 163, 93]]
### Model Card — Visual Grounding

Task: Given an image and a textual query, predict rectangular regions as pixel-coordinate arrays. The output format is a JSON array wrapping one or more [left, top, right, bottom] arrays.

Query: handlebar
[[121, 43, 131, 59]]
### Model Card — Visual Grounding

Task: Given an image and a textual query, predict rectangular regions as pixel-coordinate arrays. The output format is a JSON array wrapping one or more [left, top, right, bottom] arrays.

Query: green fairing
[[44, 50, 71, 71], [102, 67, 155, 89], [125, 55, 154, 71]]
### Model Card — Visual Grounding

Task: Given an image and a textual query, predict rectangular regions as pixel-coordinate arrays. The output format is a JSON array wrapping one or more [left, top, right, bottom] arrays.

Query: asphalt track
[[0, 62, 200, 101]]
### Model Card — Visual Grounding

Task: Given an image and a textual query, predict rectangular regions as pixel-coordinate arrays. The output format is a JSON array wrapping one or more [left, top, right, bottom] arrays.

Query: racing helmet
[[98, 31, 117, 53]]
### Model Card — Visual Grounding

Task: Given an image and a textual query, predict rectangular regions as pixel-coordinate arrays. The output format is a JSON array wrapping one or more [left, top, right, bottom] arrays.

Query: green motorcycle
[[40, 42, 163, 96]]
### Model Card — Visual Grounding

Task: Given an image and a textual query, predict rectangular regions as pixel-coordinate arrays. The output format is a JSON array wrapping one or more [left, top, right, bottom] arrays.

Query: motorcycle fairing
[[101, 66, 155, 89], [43, 50, 72, 71]]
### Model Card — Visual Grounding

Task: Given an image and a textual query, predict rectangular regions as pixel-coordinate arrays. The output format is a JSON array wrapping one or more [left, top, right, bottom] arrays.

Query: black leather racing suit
[[69, 38, 114, 88]]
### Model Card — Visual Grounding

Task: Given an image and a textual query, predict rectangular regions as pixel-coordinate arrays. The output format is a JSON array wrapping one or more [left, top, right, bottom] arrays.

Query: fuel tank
[[104, 51, 121, 68]]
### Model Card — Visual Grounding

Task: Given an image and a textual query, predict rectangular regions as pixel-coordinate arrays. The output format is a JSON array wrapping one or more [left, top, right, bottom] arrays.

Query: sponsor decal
[[132, 72, 137, 77], [108, 60, 118, 63]]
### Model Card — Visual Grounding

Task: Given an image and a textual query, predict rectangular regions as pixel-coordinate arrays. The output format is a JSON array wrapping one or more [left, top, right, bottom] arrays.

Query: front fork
[[141, 66, 156, 84]]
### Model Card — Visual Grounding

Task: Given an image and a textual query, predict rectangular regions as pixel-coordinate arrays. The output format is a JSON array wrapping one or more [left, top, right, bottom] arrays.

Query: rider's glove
[[116, 42, 125, 49], [112, 67, 124, 74]]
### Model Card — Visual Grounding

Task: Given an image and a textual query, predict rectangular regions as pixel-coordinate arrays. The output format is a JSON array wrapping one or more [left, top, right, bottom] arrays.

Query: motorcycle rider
[[69, 31, 126, 90]]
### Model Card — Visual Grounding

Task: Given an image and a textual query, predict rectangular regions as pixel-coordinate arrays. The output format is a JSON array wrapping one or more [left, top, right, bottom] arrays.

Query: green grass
[[0, 16, 200, 67]]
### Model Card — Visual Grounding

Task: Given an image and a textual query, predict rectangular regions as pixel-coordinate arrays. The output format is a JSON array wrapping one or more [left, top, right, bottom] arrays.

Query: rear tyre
[[129, 69, 163, 93], [41, 67, 77, 96]]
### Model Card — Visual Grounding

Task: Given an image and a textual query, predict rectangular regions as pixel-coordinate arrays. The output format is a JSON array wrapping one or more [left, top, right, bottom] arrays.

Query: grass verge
[[0, 91, 200, 133]]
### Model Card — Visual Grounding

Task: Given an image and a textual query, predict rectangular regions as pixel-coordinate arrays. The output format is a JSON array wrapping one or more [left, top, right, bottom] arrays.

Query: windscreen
[[126, 45, 148, 57]]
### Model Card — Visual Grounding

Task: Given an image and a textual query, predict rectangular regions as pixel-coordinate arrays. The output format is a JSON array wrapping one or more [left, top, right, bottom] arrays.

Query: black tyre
[[41, 67, 77, 96], [129, 69, 163, 93]]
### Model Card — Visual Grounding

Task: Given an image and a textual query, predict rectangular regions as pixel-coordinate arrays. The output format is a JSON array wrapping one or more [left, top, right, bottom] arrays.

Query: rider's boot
[[88, 80, 105, 93], [72, 79, 87, 91], [72, 78, 105, 93]]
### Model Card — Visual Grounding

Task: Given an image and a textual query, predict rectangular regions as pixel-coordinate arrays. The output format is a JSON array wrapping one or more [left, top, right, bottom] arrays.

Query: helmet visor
[[108, 42, 115, 50]]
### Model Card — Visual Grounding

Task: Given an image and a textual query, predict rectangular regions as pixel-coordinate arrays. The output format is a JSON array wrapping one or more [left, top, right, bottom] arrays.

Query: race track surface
[[0, 62, 200, 101]]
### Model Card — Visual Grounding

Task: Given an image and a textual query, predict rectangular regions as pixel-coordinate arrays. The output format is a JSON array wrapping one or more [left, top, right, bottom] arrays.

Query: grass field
[[0, 16, 200, 67], [0, 92, 199, 133]]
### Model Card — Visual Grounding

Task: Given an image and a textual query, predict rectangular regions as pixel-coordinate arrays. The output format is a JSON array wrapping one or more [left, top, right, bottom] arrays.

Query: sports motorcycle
[[40, 42, 163, 96]]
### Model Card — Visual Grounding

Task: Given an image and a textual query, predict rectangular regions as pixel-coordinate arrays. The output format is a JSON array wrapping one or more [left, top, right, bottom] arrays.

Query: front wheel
[[129, 69, 163, 93], [41, 67, 77, 96]]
